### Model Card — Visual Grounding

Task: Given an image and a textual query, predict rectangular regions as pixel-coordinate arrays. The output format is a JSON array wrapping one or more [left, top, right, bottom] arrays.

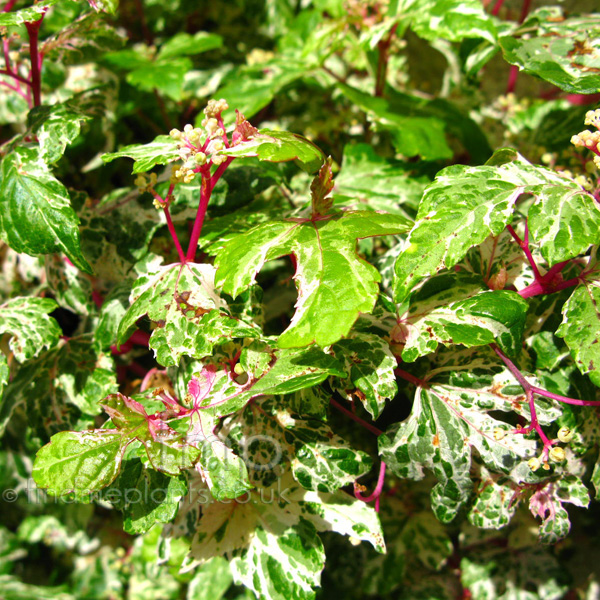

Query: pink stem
[[506, 65, 519, 94], [507, 223, 541, 280], [354, 461, 387, 506], [0, 79, 29, 102], [395, 368, 428, 388], [544, 260, 569, 280], [25, 15, 45, 107], [518, 276, 580, 299], [505, 0, 532, 93], [490, 0, 505, 16], [185, 157, 234, 262], [490, 344, 598, 454], [0, 69, 31, 86], [186, 174, 211, 262], [330, 398, 383, 436], [530, 386, 600, 407], [2, 0, 17, 11], [163, 206, 185, 263]]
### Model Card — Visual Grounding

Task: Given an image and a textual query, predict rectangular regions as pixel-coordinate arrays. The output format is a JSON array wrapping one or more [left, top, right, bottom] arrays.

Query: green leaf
[[212, 61, 309, 121], [27, 90, 104, 164], [220, 130, 325, 173], [393, 151, 577, 302], [336, 83, 452, 161], [117, 262, 258, 367], [183, 377, 253, 501], [102, 135, 180, 173], [0, 355, 7, 400], [393, 0, 497, 44], [468, 467, 519, 529], [32, 430, 124, 496], [556, 257, 600, 386], [126, 58, 192, 101], [0, 147, 91, 273], [336, 83, 492, 163], [528, 185, 600, 265], [186, 557, 233, 600], [34, 391, 199, 495], [334, 144, 427, 217], [331, 331, 398, 419], [43, 13, 126, 65], [215, 210, 412, 348], [0, 0, 60, 26], [105, 459, 187, 534], [157, 32, 223, 60], [396, 274, 528, 361], [380, 350, 537, 522], [499, 8, 600, 94], [0, 297, 60, 362]]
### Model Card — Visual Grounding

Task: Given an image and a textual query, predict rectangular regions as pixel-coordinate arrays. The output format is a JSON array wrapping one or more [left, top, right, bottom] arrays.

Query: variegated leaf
[[332, 331, 398, 418], [394, 150, 580, 302], [215, 210, 412, 348]]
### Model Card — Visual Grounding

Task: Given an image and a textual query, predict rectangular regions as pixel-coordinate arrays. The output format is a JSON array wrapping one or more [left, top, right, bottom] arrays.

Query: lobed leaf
[[0, 147, 91, 272], [393, 151, 579, 302], [215, 210, 412, 348], [219, 129, 325, 173], [102, 135, 180, 174], [499, 7, 600, 95], [331, 331, 398, 419]]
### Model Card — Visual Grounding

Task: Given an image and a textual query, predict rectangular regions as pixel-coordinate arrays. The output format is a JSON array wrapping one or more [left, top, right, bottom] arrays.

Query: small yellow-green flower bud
[[134, 174, 147, 188], [549, 446, 566, 462], [233, 363, 245, 376], [169, 128, 181, 139], [557, 427, 574, 443], [184, 124, 194, 134], [194, 152, 207, 165], [493, 428, 506, 441], [528, 457, 541, 471]]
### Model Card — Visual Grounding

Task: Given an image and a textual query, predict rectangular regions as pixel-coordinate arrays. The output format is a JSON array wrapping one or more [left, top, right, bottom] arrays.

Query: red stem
[[186, 175, 211, 262], [185, 157, 234, 262], [2, 0, 17, 11], [505, 65, 519, 95], [330, 398, 383, 436], [354, 461, 387, 509], [504, 0, 532, 93], [490, 0, 505, 16], [490, 344, 600, 456], [374, 23, 398, 97], [0, 69, 31, 86], [506, 223, 541, 280], [395, 368, 428, 388], [25, 16, 45, 107], [163, 206, 185, 263]]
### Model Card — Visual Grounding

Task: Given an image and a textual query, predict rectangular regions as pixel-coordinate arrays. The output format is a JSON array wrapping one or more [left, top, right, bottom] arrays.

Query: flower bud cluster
[[167, 99, 230, 182], [134, 172, 158, 192], [571, 110, 600, 171], [584, 109, 600, 129], [204, 98, 229, 119]]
